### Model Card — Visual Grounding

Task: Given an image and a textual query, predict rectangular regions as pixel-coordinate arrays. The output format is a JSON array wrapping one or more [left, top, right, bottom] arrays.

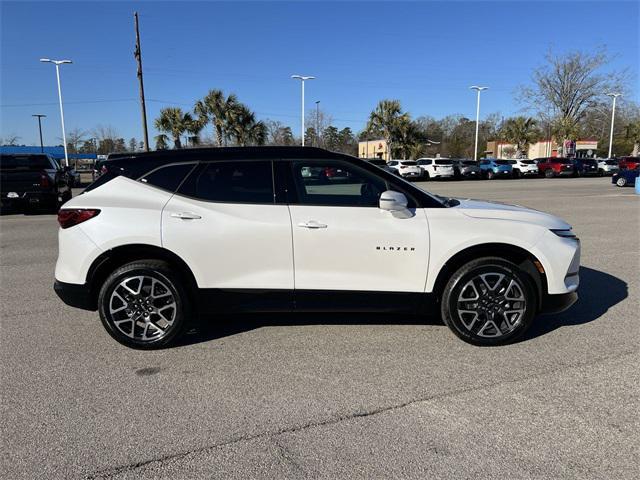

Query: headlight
[[551, 229, 578, 240]]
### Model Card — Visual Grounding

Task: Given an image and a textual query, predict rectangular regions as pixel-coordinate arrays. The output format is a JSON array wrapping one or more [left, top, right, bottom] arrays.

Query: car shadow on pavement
[[175, 266, 627, 348], [523, 266, 628, 341]]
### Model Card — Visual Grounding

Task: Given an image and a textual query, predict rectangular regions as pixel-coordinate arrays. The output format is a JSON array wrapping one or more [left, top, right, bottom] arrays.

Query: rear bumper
[[540, 291, 578, 314], [1, 191, 57, 209], [54, 280, 96, 311]]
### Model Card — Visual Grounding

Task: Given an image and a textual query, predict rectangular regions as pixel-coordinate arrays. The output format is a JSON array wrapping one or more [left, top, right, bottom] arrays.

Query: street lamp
[[606, 92, 622, 159], [40, 58, 72, 167], [32, 114, 46, 153], [291, 75, 315, 146], [470, 86, 488, 162]]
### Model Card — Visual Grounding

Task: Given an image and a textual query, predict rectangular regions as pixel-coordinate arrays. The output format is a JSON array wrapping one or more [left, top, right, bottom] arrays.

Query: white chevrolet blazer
[[54, 147, 580, 349]]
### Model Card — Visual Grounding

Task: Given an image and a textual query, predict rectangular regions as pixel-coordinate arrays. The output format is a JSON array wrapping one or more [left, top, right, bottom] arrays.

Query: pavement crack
[[86, 349, 638, 479]]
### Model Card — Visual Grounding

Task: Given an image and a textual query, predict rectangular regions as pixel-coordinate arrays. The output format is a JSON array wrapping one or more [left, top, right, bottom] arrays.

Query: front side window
[[178, 161, 274, 204], [290, 160, 388, 207]]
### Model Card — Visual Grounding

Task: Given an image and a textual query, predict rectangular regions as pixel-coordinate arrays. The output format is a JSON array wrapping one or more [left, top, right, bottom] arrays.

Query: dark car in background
[[612, 167, 639, 187], [452, 159, 481, 179], [0, 153, 73, 213], [580, 159, 600, 176]]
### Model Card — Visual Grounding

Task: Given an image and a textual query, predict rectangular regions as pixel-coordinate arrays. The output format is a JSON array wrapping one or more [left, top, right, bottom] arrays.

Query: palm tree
[[228, 104, 267, 146], [366, 99, 406, 160], [154, 107, 201, 149], [194, 89, 238, 147], [154, 134, 169, 150], [500, 116, 539, 158]]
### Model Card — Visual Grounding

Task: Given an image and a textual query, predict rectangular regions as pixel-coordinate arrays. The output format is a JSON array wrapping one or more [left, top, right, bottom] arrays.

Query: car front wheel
[[98, 260, 189, 349], [616, 177, 627, 187], [441, 257, 536, 346]]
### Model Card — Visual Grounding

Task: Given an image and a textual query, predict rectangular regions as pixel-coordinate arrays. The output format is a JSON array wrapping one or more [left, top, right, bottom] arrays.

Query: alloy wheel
[[108, 275, 177, 342], [455, 272, 527, 338]]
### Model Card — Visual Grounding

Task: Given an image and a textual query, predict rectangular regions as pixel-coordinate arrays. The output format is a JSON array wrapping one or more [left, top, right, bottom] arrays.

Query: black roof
[[106, 146, 354, 163]]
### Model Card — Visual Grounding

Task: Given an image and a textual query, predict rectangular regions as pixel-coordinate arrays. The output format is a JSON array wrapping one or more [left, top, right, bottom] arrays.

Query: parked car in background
[[387, 160, 423, 179], [579, 159, 600, 176], [612, 167, 639, 187], [364, 158, 396, 175], [535, 157, 574, 178], [417, 158, 455, 180], [53, 146, 580, 348], [479, 159, 513, 179], [569, 158, 585, 177], [0, 153, 72, 212], [597, 159, 619, 176], [452, 159, 481, 179], [616, 156, 640, 171], [508, 159, 539, 178]]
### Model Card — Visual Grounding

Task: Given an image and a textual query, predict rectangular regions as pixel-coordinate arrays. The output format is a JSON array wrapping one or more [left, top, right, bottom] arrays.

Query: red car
[[535, 157, 574, 178], [616, 156, 640, 171]]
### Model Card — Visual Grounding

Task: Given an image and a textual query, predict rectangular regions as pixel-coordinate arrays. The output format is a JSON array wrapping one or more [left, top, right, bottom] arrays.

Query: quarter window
[[290, 160, 387, 207], [140, 163, 195, 192], [178, 161, 274, 204]]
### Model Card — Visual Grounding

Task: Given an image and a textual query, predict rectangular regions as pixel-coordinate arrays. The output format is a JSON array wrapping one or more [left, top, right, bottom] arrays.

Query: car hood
[[454, 198, 570, 229]]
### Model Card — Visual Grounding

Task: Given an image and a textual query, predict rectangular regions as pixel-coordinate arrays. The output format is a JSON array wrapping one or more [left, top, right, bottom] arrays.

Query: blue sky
[[1, 1, 638, 146]]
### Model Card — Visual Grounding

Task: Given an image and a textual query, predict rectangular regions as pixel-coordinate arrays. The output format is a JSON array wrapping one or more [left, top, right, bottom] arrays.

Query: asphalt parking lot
[[1, 177, 638, 479]]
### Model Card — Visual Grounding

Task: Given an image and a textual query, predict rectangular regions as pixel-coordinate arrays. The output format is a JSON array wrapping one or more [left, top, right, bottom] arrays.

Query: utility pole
[[470, 86, 488, 162], [134, 12, 150, 152], [32, 114, 46, 152], [315, 100, 320, 147], [606, 92, 622, 159]]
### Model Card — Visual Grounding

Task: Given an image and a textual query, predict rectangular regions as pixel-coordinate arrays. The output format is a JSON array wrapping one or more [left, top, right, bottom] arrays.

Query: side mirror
[[379, 190, 408, 212]]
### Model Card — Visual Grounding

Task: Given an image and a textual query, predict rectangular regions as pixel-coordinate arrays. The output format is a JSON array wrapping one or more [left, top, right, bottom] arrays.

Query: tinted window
[[179, 161, 274, 204], [140, 163, 195, 192], [435, 160, 452, 165], [291, 160, 387, 207], [495, 160, 510, 165], [418, 159, 432, 165], [401, 161, 418, 166], [0, 154, 52, 170]]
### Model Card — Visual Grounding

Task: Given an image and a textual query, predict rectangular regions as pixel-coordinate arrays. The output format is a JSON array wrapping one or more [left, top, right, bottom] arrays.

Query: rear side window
[[178, 161, 274, 204], [140, 163, 195, 192]]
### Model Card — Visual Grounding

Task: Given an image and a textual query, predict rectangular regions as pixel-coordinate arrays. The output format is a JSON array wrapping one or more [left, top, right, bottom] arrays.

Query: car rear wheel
[[441, 257, 536, 346], [98, 260, 189, 349], [486, 170, 495, 180], [616, 177, 627, 187], [544, 169, 554, 178]]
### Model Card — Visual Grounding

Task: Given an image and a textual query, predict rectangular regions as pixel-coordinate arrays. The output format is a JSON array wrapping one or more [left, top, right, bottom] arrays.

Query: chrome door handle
[[298, 220, 327, 229], [170, 212, 202, 220]]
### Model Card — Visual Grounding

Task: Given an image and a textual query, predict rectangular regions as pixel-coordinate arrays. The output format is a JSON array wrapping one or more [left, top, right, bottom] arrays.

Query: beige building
[[358, 139, 390, 160], [485, 139, 598, 159]]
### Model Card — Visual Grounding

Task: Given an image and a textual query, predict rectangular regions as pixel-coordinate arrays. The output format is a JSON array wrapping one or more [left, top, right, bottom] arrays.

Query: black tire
[[486, 170, 495, 180], [440, 257, 537, 346], [512, 169, 520, 179], [98, 260, 190, 349], [544, 169, 554, 178], [616, 177, 627, 187], [598, 169, 604, 177]]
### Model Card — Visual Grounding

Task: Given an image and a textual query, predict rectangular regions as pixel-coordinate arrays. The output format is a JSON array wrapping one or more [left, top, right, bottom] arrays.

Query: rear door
[[161, 160, 294, 309], [285, 158, 430, 308]]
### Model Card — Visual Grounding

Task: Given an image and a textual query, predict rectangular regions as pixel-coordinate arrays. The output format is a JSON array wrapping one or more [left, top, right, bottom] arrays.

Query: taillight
[[58, 209, 101, 229], [40, 172, 51, 188]]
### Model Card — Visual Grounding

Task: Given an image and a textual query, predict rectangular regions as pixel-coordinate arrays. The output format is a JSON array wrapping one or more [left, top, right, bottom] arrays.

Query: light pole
[[40, 58, 72, 167], [470, 86, 488, 162], [315, 100, 320, 147], [291, 75, 315, 146], [32, 114, 46, 153], [606, 92, 622, 159]]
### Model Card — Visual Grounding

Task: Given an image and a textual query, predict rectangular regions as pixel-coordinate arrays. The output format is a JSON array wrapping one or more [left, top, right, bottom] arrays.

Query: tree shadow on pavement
[[524, 266, 628, 340], [174, 266, 627, 348]]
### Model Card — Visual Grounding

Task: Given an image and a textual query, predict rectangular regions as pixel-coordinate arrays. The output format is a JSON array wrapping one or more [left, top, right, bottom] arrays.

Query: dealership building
[[485, 139, 598, 159], [358, 139, 391, 160]]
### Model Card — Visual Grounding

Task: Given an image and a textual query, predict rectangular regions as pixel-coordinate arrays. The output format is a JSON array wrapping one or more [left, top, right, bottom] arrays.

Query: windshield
[[495, 160, 511, 165], [435, 160, 452, 165]]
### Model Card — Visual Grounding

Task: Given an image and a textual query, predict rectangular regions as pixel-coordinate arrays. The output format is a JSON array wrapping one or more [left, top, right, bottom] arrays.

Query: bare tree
[[305, 107, 333, 147], [65, 128, 87, 154], [519, 48, 627, 142], [1, 134, 21, 146]]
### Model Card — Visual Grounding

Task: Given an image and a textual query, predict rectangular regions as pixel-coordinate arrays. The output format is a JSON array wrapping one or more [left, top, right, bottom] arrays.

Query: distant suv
[[452, 159, 481, 179], [508, 159, 539, 178], [616, 156, 640, 171], [0, 153, 73, 212], [579, 159, 600, 176], [54, 147, 579, 349], [479, 159, 513, 179], [597, 159, 619, 176], [416, 158, 455, 179], [535, 157, 574, 178], [387, 160, 423, 179]]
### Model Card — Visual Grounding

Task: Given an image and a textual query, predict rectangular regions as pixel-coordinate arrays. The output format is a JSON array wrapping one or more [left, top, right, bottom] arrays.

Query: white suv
[[54, 147, 580, 349], [508, 159, 539, 178], [386, 160, 423, 179], [416, 158, 455, 179]]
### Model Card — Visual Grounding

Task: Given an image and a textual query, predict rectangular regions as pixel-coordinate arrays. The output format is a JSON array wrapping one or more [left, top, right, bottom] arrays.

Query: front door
[[286, 159, 430, 309]]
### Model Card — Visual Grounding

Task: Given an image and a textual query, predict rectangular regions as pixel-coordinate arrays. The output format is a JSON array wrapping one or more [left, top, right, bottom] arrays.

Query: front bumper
[[540, 291, 578, 314], [54, 280, 96, 311]]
